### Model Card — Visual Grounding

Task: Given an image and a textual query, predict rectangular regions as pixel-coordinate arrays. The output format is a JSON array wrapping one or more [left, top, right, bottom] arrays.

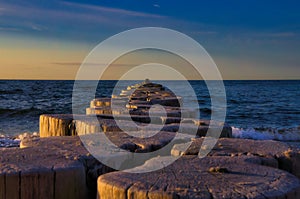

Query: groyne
[[1, 80, 300, 199]]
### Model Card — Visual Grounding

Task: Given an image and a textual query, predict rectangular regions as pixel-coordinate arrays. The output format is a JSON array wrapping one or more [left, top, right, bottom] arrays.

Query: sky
[[0, 0, 299, 80]]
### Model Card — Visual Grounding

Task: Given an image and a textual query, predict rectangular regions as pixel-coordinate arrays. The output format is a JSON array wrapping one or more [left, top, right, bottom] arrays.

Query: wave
[[0, 132, 38, 148], [201, 108, 212, 114], [229, 99, 238, 104], [0, 89, 23, 95], [0, 107, 44, 116], [232, 126, 300, 141]]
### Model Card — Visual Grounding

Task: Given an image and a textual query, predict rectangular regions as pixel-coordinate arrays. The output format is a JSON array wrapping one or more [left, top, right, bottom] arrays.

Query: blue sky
[[0, 0, 299, 79]]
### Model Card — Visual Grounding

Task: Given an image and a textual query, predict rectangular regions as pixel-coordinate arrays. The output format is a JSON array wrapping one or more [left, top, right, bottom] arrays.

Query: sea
[[0, 80, 299, 141]]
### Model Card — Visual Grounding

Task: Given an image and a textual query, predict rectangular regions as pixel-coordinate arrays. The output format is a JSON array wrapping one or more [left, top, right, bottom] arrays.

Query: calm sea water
[[0, 80, 299, 140]]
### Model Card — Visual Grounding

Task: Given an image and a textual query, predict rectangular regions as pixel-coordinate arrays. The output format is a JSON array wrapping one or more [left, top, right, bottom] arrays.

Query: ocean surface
[[0, 80, 299, 141]]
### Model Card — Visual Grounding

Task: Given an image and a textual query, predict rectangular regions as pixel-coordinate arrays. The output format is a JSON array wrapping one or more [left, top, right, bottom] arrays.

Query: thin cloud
[[31, 26, 41, 31], [153, 4, 160, 8], [30, 24, 46, 31], [0, 3, 111, 23], [61, 1, 165, 19], [52, 62, 136, 67], [0, 1, 167, 33], [52, 62, 82, 66], [0, 1, 215, 42]]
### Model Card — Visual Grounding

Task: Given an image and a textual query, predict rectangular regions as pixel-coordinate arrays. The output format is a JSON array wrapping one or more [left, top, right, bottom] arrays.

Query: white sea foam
[[232, 126, 300, 141], [0, 132, 39, 148], [0, 136, 20, 148]]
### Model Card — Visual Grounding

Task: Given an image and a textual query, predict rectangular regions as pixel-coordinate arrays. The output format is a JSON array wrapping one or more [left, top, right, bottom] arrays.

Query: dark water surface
[[0, 80, 299, 140]]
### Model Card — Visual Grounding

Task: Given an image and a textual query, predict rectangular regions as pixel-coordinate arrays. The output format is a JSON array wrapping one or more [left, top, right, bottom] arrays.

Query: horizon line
[[0, 78, 299, 81]]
